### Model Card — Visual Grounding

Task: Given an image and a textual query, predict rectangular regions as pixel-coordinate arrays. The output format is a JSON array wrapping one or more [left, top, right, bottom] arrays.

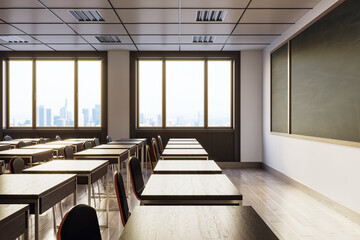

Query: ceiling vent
[[193, 36, 215, 43], [95, 36, 121, 43], [69, 10, 104, 22], [196, 10, 227, 22], [0, 36, 28, 43]]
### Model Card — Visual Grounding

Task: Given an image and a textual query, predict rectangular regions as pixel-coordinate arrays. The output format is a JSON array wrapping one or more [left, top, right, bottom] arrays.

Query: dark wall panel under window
[[291, 0, 360, 142], [271, 43, 288, 133]]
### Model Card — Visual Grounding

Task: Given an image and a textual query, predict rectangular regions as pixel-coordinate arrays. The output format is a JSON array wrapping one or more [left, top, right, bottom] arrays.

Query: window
[[36, 60, 74, 127], [137, 59, 232, 128], [138, 60, 162, 127], [78, 60, 102, 127], [8, 60, 33, 127], [7, 59, 102, 128]]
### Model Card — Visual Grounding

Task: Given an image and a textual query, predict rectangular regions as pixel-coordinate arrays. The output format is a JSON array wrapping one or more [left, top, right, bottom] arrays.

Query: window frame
[[136, 57, 234, 129], [5, 57, 103, 130]]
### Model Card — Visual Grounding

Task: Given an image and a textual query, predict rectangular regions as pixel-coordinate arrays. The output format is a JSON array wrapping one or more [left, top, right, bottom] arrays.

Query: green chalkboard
[[291, 0, 360, 142], [271, 43, 288, 133]]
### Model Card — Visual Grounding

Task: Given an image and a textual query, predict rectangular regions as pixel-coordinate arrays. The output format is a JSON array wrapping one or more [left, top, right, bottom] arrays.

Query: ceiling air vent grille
[[193, 36, 215, 43], [69, 10, 104, 21], [96, 36, 121, 43], [196, 10, 227, 22], [0, 36, 28, 43]]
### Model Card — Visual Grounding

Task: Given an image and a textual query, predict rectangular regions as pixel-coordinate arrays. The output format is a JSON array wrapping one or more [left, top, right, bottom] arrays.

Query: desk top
[[154, 160, 221, 174], [65, 138, 96, 142], [0, 174, 76, 198], [165, 144, 203, 149], [0, 148, 53, 156], [3, 140, 33, 145], [113, 139, 144, 145], [119, 206, 278, 240], [116, 138, 146, 142], [23, 144, 70, 150], [94, 144, 136, 149], [14, 138, 50, 143], [168, 138, 197, 141], [74, 148, 128, 156], [0, 204, 29, 224], [167, 141, 201, 145], [162, 148, 208, 156], [142, 174, 241, 200], [23, 160, 108, 174], [47, 140, 83, 145]]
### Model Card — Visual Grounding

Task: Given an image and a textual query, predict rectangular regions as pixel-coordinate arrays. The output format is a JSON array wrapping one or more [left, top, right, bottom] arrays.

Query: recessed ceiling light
[[95, 36, 121, 43], [196, 10, 227, 22], [69, 10, 104, 22], [193, 36, 215, 43], [0, 36, 28, 43]]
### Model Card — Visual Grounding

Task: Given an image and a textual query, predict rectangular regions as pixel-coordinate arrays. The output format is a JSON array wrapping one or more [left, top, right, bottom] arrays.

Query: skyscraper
[[92, 104, 101, 126], [82, 108, 89, 126], [38, 105, 44, 127], [46, 108, 51, 126]]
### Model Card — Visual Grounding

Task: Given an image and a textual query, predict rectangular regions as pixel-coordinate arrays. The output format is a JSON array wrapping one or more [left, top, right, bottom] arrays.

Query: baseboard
[[262, 163, 360, 225], [217, 162, 262, 169]]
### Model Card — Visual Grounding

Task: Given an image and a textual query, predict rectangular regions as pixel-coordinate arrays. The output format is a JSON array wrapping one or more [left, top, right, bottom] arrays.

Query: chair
[[106, 135, 112, 143], [146, 145, 156, 174], [151, 137, 161, 162], [17, 141, 26, 148], [157, 135, 164, 153], [39, 138, 46, 144], [9, 157, 25, 174], [63, 146, 74, 159], [94, 138, 100, 146], [55, 135, 61, 141], [83, 141, 93, 150], [128, 156, 145, 200], [57, 204, 101, 240], [3, 135, 12, 141], [114, 172, 131, 227]]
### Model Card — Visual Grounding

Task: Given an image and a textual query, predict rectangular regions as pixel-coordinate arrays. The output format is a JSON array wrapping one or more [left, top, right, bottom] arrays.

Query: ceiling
[[0, 0, 322, 51]]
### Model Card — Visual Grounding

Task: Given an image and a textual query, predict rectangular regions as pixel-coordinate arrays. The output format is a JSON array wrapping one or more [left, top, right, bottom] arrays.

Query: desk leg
[[73, 185, 77, 205], [30, 156, 33, 167], [141, 143, 144, 174], [88, 175, 91, 206], [34, 201, 39, 240], [106, 168, 109, 227], [24, 210, 29, 240], [127, 151, 130, 195]]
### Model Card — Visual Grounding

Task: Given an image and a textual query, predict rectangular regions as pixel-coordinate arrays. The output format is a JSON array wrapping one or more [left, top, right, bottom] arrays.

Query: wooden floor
[[30, 168, 360, 240]]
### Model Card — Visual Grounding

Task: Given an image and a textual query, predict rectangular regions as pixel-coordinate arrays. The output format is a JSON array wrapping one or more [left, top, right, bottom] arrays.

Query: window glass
[[78, 60, 101, 127]]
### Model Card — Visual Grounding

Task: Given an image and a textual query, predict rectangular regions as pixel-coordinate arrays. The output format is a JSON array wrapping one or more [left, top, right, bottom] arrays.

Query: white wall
[[241, 51, 263, 162], [107, 51, 130, 139], [263, 0, 360, 213]]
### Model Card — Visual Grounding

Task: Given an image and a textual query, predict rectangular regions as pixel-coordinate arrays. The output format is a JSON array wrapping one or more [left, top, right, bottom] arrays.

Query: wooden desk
[[0, 174, 76, 240], [0, 204, 29, 240], [119, 206, 278, 240], [0, 143, 11, 151], [168, 140, 199, 144], [0, 149, 53, 166], [113, 138, 147, 172], [169, 138, 197, 141], [46, 140, 84, 152], [94, 144, 137, 157], [165, 144, 203, 149], [23, 144, 70, 158], [74, 149, 130, 193], [23, 160, 109, 227], [66, 138, 96, 145], [167, 141, 202, 145], [3, 140, 33, 148], [154, 160, 221, 174], [14, 138, 51, 144], [162, 148, 208, 160], [141, 174, 242, 205]]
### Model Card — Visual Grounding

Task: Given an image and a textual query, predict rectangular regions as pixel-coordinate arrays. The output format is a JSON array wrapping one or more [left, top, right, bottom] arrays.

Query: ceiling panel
[[116, 9, 178, 23], [228, 35, 278, 43], [82, 35, 133, 44], [93, 44, 137, 51], [138, 44, 179, 51], [48, 44, 94, 51], [181, 24, 235, 34], [181, 0, 248, 8], [242, 9, 310, 23], [33, 35, 86, 43], [110, 0, 178, 8], [0, 35, 40, 44], [181, 44, 222, 51], [249, 0, 322, 8], [13, 24, 75, 34], [4, 44, 53, 51], [233, 23, 292, 34], [181, 9, 244, 23], [40, 0, 112, 8], [52, 9, 120, 24], [126, 24, 178, 34], [223, 44, 267, 51], [0, 0, 42, 8], [0, 45, 12, 51], [0, 24, 26, 34], [133, 35, 179, 44], [68, 24, 127, 34], [0, 9, 61, 23], [182, 35, 227, 44]]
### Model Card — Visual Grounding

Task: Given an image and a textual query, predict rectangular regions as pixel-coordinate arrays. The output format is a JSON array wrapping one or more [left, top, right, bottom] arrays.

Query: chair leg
[[59, 202, 64, 218], [52, 206, 57, 233], [92, 184, 97, 208], [96, 180, 101, 203]]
